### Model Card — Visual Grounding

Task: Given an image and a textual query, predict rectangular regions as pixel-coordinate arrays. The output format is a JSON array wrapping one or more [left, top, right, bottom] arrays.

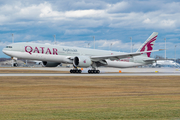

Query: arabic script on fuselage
[[63, 48, 77, 52]]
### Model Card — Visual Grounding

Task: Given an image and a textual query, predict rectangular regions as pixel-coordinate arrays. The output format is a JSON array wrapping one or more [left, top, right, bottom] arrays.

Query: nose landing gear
[[13, 63, 18, 67]]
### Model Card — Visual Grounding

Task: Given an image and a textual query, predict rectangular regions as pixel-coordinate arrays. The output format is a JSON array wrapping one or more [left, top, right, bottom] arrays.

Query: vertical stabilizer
[[136, 32, 158, 57]]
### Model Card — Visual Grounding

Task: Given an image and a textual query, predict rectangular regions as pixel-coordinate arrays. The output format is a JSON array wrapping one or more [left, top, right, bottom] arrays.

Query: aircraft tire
[[70, 69, 100, 74], [70, 69, 82, 73], [88, 70, 91, 74], [78, 70, 82, 73], [13, 63, 18, 67], [96, 70, 100, 74], [88, 70, 100, 74]]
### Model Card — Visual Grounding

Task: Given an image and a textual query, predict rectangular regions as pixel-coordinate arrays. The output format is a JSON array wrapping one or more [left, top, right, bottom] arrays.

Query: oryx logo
[[83, 60, 86, 63], [140, 35, 157, 57]]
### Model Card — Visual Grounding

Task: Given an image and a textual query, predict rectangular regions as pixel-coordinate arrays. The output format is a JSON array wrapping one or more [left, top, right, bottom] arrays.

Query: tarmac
[[0, 67, 180, 76]]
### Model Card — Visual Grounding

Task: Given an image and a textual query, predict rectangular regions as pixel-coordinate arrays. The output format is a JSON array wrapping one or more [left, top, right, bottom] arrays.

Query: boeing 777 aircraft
[[3, 32, 161, 74]]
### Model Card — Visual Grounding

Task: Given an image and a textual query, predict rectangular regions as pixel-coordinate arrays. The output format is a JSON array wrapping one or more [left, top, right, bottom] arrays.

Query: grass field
[[0, 76, 180, 120]]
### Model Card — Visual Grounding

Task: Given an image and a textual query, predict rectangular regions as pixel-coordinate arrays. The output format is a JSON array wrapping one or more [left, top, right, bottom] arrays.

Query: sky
[[0, 0, 180, 59]]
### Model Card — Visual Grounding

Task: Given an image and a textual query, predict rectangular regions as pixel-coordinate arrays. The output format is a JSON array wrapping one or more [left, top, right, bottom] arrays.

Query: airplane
[[152, 60, 180, 68], [2, 32, 161, 74]]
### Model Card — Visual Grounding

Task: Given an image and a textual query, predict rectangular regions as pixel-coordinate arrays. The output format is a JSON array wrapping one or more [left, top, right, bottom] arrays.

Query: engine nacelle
[[42, 61, 61, 67], [73, 56, 92, 68]]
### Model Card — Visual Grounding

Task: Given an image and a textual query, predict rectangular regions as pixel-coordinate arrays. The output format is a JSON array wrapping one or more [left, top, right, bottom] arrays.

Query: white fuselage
[[3, 42, 152, 68]]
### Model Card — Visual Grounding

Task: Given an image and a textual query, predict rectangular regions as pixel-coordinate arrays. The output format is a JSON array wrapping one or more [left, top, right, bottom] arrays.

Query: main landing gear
[[70, 69, 82, 73], [88, 70, 100, 74], [69, 69, 100, 74], [70, 63, 100, 74]]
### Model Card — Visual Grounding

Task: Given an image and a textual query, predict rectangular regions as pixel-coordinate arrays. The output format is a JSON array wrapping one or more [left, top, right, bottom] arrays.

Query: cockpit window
[[6, 46, 12, 48]]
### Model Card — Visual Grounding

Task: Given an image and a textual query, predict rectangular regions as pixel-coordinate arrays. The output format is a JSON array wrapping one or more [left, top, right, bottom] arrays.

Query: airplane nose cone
[[2, 48, 8, 55], [2, 48, 6, 53]]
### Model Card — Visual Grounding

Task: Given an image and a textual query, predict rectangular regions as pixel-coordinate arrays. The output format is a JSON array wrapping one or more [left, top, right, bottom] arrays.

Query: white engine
[[73, 56, 92, 68], [42, 61, 61, 67]]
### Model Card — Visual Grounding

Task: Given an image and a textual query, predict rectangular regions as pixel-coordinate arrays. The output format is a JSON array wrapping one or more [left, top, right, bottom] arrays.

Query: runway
[[0, 73, 180, 76], [0, 67, 180, 76]]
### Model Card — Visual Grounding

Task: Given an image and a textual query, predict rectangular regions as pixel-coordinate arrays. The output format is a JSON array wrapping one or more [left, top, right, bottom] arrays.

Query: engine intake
[[73, 56, 92, 68]]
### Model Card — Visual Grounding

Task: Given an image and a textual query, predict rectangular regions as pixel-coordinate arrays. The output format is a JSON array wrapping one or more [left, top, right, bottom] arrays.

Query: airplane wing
[[91, 49, 163, 61]]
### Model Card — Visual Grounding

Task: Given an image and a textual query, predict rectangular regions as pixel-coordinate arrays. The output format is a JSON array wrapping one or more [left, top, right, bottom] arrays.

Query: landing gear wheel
[[88, 70, 91, 74], [13, 63, 18, 67], [96, 70, 100, 74], [88, 70, 100, 74], [70, 69, 82, 74], [78, 70, 82, 73]]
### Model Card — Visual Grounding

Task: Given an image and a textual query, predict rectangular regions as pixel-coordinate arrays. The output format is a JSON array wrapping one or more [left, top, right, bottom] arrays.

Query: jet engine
[[42, 61, 61, 67], [73, 56, 92, 68]]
